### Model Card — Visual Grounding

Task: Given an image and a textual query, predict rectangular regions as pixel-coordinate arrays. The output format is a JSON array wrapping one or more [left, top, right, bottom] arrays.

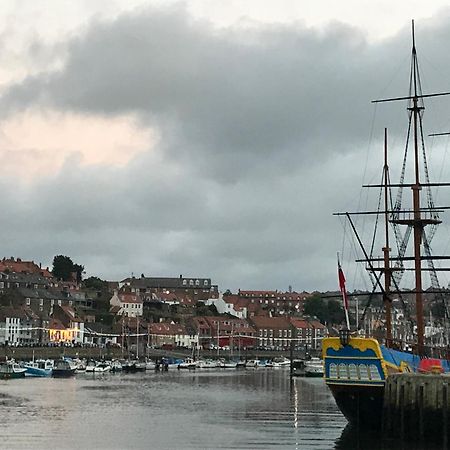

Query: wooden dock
[[383, 373, 450, 444]]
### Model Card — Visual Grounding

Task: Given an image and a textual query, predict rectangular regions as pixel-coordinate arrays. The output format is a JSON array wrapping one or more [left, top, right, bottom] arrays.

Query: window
[[58, 300, 62, 306], [189, 280, 194, 286], [338, 363, 348, 379], [39, 298, 44, 306], [195, 280, 200, 286], [204, 280, 208, 286], [348, 363, 358, 379], [329, 363, 338, 378], [26, 298, 31, 306], [183, 280, 187, 286], [359, 364, 370, 380], [51, 299, 54, 306]]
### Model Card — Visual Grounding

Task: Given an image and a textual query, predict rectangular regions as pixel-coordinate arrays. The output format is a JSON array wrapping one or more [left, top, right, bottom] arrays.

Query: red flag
[[338, 265, 349, 311]]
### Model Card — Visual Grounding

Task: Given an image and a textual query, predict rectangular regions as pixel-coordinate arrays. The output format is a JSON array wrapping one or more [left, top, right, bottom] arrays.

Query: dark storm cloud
[[2, 8, 450, 291]]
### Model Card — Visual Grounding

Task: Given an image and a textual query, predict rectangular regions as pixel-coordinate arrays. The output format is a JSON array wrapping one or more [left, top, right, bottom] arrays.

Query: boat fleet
[[0, 355, 324, 379]]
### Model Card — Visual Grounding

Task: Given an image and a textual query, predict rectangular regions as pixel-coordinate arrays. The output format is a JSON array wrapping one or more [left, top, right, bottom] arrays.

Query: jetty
[[383, 373, 450, 445]]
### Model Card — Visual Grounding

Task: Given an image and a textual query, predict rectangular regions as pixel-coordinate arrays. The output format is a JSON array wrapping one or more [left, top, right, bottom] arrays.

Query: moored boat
[[93, 362, 111, 373], [304, 357, 324, 377], [52, 359, 76, 378], [178, 358, 197, 369], [24, 359, 53, 377], [122, 360, 146, 372], [0, 361, 26, 379]]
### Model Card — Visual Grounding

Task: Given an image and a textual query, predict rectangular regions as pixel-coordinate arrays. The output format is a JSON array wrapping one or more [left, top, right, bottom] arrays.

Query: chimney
[[179, 274, 182, 279]]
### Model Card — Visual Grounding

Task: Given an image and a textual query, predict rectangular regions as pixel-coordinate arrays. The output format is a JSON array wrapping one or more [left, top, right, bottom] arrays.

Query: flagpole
[[337, 253, 351, 330]]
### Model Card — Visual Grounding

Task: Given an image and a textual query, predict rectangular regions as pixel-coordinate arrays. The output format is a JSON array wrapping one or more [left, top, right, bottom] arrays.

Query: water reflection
[[335, 425, 447, 450], [0, 370, 348, 449]]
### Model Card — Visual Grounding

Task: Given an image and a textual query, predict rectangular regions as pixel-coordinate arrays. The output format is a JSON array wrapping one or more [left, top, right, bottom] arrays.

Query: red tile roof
[[0, 257, 52, 278]]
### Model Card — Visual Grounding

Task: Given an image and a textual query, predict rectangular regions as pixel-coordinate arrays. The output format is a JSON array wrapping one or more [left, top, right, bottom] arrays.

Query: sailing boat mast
[[382, 128, 392, 345]]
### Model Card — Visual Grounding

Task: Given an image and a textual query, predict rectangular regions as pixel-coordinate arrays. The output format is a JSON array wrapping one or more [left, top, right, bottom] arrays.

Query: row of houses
[[144, 315, 326, 350]]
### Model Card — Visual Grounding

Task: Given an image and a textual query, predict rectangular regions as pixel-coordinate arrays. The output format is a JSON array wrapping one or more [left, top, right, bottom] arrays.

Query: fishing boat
[[24, 359, 53, 377], [51, 359, 76, 378], [323, 21, 450, 429], [0, 360, 26, 379]]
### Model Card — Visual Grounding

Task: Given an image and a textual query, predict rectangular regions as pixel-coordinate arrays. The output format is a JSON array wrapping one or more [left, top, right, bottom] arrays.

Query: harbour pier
[[383, 373, 450, 444]]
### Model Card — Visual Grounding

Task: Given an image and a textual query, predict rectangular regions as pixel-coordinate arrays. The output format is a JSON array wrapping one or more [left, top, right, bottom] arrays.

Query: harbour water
[[0, 369, 441, 449]]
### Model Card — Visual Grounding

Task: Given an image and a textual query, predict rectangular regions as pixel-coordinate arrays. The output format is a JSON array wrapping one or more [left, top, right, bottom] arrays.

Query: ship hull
[[328, 383, 384, 429]]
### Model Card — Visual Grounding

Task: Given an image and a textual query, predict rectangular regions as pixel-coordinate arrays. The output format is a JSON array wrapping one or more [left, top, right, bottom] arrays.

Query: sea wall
[[383, 373, 450, 444]]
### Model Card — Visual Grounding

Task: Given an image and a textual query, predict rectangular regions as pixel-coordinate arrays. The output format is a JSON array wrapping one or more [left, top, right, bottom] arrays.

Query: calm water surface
[[0, 369, 439, 449]]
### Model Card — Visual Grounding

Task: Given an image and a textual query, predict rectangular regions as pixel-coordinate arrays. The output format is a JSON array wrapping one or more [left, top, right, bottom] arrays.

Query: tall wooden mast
[[410, 21, 425, 354], [382, 128, 392, 344]]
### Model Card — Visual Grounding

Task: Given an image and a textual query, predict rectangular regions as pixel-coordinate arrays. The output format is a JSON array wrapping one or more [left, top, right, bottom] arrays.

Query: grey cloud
[[1, 8, 450, 291]]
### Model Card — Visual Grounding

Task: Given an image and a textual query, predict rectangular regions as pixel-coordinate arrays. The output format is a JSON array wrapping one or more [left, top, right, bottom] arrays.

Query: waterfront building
[[249, 316, 293, 350], [51, 305, 85, 344], [149, 322, 198, 349], [191, 316, 256, 349]]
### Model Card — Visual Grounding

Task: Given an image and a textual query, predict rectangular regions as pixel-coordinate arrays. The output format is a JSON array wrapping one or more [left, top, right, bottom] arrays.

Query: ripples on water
[[0, 370, 439, 449]]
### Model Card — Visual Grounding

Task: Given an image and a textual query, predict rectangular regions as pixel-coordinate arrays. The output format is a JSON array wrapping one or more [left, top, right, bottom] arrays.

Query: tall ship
[[322, 22, 450, 428]]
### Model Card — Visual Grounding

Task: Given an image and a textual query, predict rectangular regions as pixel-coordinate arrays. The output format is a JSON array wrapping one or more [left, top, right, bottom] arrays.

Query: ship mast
[[334, 21, 450, 355], [382, 128, 392, 345], [371, 21, 450, 355], [410, 22, 425, 354]]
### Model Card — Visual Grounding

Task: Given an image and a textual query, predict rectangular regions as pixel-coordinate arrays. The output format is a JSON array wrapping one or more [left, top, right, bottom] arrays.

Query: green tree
[[52, 255, 85, 281], [83, 276, 108, 291], [304, 295, 327, 321], [304, 295, 344, 325]]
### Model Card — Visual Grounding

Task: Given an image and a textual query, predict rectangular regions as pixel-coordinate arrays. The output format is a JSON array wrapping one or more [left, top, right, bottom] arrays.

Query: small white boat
[[266, 357, 290, 368], [304, 357, 324, 377], [85, 361, 96, 373], [196, 359, 217, 369], [246, 359, 265, 368], [93, 362, 111, 373], [74, 359, 86, 372], [178, 358, 197, 369], [110, 360, 123, 373], [219, 359, 238, 369], [145, 360, 156, 370]]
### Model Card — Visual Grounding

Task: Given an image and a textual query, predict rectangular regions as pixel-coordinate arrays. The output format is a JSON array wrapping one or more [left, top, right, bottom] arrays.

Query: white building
[[205, 294, 247, 319], [110, 291, 143, 318]]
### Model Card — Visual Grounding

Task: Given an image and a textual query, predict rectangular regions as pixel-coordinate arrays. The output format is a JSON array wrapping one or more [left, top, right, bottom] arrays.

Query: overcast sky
[[2, 1, 450, 293]]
